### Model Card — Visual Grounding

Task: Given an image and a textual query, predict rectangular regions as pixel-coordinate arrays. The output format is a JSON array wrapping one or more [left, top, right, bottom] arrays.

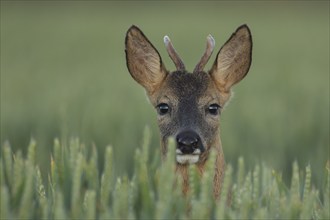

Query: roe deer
[[125, 25, 252, 198]]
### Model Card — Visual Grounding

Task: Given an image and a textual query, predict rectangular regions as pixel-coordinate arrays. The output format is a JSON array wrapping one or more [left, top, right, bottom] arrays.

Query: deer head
[[125, 25, 252, 197]]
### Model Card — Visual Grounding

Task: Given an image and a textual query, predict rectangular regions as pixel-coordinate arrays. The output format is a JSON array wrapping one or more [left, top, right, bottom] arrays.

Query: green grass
[[1, 0, 329, 208], [1, 128, 329, 219]]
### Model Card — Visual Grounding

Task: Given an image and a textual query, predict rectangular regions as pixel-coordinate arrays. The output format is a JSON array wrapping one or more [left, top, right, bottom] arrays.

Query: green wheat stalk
[[84, 190, 97, 219], [71, 152, 84, 218], [100, 146, 114, 209], [1, 186, 10, 220]]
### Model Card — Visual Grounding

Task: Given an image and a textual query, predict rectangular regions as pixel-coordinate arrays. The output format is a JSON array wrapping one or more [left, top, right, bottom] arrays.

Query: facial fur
[[148, 70, 228, 164]]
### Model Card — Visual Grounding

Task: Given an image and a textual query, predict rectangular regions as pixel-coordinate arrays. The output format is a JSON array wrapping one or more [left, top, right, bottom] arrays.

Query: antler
[[164, 36, 185, 71], [193, 35, 215, 73]]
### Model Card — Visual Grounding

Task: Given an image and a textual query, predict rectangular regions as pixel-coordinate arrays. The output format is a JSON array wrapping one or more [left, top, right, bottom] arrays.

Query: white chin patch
[[176, 154, 200, 164], [176, 149, 201, 164]]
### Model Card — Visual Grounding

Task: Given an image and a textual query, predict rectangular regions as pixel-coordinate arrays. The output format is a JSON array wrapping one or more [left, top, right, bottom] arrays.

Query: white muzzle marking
[[176, 149, 201, 164]]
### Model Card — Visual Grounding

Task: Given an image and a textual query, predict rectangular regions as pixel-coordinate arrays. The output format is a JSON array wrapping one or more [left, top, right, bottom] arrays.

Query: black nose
[[176, 130, 203, 154]]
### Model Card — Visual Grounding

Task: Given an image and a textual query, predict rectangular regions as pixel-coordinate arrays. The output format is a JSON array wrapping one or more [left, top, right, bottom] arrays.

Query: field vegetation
[[1, 129, 329, 219]]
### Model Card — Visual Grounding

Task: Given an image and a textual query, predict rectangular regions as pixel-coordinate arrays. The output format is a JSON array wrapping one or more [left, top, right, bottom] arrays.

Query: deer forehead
[[153, 71, 221, 107]]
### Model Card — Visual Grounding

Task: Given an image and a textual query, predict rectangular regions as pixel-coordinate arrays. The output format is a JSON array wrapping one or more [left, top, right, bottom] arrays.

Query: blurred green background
[[1, 1, 329, 186]]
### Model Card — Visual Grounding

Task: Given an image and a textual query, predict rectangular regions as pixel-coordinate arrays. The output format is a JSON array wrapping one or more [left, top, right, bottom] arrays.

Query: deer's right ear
[[125, 25, 168, 94]]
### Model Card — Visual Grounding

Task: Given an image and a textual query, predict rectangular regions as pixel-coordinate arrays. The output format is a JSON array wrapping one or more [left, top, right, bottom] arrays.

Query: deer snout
[[176, 130, 205, 155]]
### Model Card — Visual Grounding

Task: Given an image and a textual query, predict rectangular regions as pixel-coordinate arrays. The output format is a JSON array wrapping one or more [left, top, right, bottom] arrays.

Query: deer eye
[[157, 103, 170, 115], [208, 104, 221, 115]]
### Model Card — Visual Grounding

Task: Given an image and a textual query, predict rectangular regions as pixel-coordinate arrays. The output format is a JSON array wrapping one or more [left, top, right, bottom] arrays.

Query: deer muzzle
[[175, 130, 205, 164]]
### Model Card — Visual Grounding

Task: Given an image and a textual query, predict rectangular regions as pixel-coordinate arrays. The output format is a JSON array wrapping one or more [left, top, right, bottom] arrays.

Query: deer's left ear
[[209, 25, 252, 92]]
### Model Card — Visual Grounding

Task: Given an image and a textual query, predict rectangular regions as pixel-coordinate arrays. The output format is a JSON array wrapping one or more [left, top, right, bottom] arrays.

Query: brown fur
[[125, 25, 252, 198]]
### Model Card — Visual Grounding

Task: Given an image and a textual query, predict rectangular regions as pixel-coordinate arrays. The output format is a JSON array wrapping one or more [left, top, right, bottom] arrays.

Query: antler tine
[[164, 35, 185, 71], [193, 35, 215, 73]]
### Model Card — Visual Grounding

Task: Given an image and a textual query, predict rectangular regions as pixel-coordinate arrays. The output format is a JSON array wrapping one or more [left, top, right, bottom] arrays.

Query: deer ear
[[125, 25, 168, 94], [209, 25, 252, 92]]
